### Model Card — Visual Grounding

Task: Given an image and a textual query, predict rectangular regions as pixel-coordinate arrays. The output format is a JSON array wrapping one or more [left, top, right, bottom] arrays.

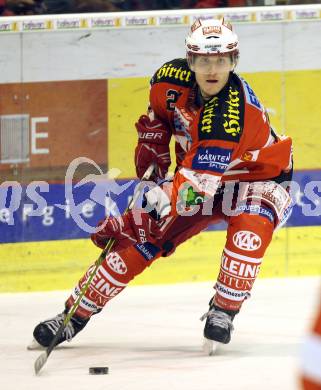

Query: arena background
[[0, 5, 320, 292]]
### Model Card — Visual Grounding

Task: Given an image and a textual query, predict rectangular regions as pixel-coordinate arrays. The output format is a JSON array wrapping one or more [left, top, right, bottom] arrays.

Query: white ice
[[0, 277, 320, 390]]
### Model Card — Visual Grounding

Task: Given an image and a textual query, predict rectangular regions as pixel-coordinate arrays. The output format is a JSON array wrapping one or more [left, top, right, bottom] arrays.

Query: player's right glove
[[135, 115, 171, 181], [91, 210, 163, 251]]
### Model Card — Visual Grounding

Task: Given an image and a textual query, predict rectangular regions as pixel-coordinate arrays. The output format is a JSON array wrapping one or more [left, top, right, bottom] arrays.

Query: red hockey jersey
[[149, 58, 292, 192]]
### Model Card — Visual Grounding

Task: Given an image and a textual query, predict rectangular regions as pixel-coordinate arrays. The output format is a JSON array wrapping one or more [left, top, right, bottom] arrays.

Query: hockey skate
[[27, 309, 89, 350], [200, 305, 237, 356]]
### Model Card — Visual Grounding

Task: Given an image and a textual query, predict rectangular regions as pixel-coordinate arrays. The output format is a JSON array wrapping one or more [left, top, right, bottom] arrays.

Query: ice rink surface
[[0, 277, 320, 390]]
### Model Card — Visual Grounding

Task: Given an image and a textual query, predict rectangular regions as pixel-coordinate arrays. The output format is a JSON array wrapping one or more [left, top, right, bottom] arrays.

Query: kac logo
[[232, 230, 262, 251], [106, 253, 127, 274]]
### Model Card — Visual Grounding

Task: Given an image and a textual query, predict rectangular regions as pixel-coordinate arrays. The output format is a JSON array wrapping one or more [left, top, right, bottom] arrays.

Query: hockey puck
[[89, 367, 109, 375]]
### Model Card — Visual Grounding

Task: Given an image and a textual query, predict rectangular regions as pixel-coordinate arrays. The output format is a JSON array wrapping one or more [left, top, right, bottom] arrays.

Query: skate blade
[[202, 338, 220, 356], [27, 339, 45, 351]]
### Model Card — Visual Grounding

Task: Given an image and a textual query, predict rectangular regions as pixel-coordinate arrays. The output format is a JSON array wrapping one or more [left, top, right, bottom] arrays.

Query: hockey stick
[[34, 163, 155, 375]]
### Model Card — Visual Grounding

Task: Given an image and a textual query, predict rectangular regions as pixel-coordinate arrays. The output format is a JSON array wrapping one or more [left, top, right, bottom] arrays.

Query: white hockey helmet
[[185, 18, 239, 71]]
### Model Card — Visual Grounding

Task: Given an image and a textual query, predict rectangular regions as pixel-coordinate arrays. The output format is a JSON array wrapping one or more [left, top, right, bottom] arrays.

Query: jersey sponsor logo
[[245, 181, 292, 220], [79, 297, 97, 311], [152, 61, 194, 87], [179, 185, 205, 206], [135, 242, 160, 261], [192, 146, 232, 173], [241, 151, 254, 161], [236, 204, 274, 223], [106, 252, 127, 274], [232, 230, 262, 251], [218, 271, 256, 291], [215, 282, 249, 300], [223, 86, 242, 137], [198, 78, 244, 142], [91, 267, 124, 298], [94, 280, 123, 298], [240, 77, 262, 110], [156, 63, 192, 83], [199, 96, 219, 134], [221, 253, 261, 278]]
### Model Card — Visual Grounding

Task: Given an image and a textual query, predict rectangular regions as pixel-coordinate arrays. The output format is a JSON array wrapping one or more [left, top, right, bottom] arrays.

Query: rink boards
[[0, 69, 319, 180], [0, 71, 321, 292], [0, 225, 320, 293], [1, 69, 321, 244]]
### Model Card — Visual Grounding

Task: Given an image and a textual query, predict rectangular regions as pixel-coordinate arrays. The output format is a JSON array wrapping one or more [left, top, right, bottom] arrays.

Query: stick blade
[[34, 351, 48, 375]]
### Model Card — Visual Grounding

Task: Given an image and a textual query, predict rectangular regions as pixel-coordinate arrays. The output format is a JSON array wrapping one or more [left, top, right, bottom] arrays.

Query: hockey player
[[301, 297, 321, 390], [30, 18, 293, 351]]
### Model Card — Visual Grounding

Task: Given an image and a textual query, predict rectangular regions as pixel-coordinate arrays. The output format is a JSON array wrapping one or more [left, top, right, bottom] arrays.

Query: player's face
[[193, 54, 234, 99]]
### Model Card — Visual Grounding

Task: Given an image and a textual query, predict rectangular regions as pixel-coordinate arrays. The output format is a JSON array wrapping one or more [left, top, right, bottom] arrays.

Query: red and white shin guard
[[213, 213, 274, 312], [66, 243, 161, 318]]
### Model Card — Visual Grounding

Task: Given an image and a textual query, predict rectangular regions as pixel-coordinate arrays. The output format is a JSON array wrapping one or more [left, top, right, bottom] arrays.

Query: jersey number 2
[[166, 89, 181, 111]]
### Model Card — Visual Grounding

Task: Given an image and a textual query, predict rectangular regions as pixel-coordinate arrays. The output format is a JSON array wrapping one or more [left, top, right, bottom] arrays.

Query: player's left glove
[[135, 115, 171, 181]]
